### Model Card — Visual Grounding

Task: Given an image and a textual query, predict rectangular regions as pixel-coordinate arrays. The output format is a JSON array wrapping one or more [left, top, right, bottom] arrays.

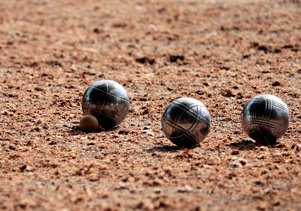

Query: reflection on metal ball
[[82, 80, 130, 128], [241, 94, 289, 145], [162, 97, 211, 148]]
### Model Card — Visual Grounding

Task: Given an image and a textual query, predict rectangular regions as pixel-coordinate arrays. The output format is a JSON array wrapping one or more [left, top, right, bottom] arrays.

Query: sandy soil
[[0, 0, 300, 210]]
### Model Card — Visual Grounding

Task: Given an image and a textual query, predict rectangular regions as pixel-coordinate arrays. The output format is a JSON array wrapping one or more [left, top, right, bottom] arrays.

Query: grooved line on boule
[[163, 118, 199, 145], [171, 101, 211, 125], [89, 83, 129, 103]]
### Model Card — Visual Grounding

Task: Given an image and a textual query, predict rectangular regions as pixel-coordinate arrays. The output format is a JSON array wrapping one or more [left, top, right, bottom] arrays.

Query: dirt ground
[[0, 0, 300, 210]]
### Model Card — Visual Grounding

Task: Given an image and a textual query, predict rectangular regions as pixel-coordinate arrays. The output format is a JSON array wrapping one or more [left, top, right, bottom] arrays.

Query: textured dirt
[[0, 0, 301, 210]]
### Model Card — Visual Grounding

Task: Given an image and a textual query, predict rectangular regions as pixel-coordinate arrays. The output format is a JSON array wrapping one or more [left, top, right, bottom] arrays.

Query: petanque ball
[[161, 97, 211, 148], [82, 80, 130, 128], [241, 94, 289, 145]]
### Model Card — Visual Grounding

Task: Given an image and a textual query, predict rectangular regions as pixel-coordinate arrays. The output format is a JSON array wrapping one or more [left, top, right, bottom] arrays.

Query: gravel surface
[[0, 0, 300, 210]]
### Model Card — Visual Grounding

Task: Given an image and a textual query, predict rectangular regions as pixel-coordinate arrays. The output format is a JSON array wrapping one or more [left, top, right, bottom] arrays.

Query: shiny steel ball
[[162, 97, 211, 148], [82, 80, 130, 128], [241, 94, 289, 145]]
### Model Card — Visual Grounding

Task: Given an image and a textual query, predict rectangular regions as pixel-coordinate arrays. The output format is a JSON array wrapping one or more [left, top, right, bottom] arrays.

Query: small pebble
[[273, 152, 282, 157], [212, 157, 221, 165], [178, 185, 193, 193], [238, 158, 247, 166], [230, 162, 243, 168], [231, 156, 238, 161], [259, 146, 268, 151], [148, 24, 158, 31]]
